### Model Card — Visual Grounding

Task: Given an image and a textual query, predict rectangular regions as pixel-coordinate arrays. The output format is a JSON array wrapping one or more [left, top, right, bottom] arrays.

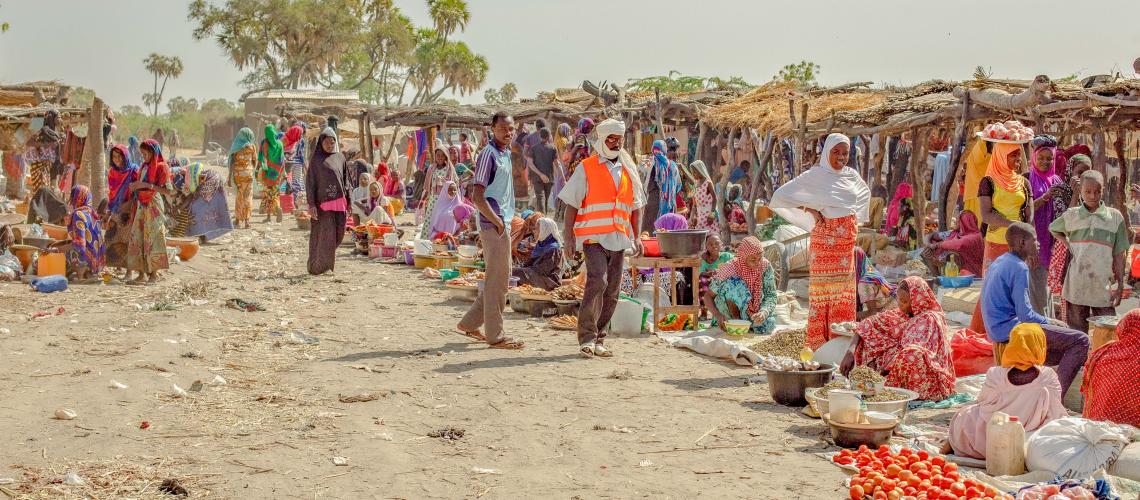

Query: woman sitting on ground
[[512, 217, 564, 290], [854, 247, 895, 320], [840, 276, 954, 401], [948, 323, 1068, 458], [1082, 308, 1140, 427], [51, 185, 105, 281], [702, 236, 777, 334], [921, 210, 983, 277]]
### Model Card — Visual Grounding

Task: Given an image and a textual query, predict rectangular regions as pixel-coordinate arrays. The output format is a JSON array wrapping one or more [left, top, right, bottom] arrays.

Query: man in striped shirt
[[457, 112, 524, 350]]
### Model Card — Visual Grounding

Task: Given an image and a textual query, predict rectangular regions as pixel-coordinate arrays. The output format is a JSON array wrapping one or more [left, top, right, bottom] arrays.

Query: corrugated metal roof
[[245, 89, 358, 101]]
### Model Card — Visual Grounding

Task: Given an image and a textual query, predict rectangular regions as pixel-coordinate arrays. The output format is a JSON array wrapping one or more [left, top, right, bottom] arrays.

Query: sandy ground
[[0, 203, 861, 498]]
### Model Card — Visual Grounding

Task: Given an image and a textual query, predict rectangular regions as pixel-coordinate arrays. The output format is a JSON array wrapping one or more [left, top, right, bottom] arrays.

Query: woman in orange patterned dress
[[770, 133, 870, 350]]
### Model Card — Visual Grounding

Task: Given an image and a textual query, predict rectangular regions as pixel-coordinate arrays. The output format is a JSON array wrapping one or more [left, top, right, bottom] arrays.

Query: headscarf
[[986, 142, 1024, 193], [690, 160, 712, 185], [652, 139, 682, 217], [854, 247, 895, 296], [283, 125, 304, 155], [67, 185, 105, 272], [137, 139, 167, 205], [426, 181, 462, 236], [452, 203, 474, 224], [107, 144, 138, 215], [1029, 135, 1062, 197], [884, 181, 913, 233], [37, 109, 63, 144], [347, 159, 372, 192], [1082, 309, 1140, 425], [769, 133, 870, 230], [712, 236, 769, 314], [196, 169, 224, 203], [961, 139, 992, 219], [308, 127, 347, 205], [259, 124, 285, 183], [1069, 154, 1092, 170], [591, 118, 644, 196], [531, 217, 562, 258], [577, 118, 595, 136], [654, 213, 688, 232], [127, 135, 144, 165], [384, 170, 403, 197], [183, 161, 202, 194], [1002, 323, 1048, 370], [228, 128, 255, 167]]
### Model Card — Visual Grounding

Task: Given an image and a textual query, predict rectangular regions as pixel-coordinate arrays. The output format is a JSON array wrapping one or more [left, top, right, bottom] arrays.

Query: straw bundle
[[701, 81, 887, 135]]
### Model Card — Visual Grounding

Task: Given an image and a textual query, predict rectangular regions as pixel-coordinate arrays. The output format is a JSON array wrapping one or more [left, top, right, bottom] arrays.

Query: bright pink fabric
[[319, 197, 348, 212]]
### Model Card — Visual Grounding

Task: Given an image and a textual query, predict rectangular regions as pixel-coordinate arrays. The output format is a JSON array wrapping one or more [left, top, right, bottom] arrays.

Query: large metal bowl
[[656, 229, 708, 258], [764, 364, 836, 406], [824, 414, 897, 449]]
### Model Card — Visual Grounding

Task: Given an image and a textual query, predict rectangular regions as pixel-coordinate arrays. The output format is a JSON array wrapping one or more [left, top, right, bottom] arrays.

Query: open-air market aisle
[[0, 213, 847, 499]]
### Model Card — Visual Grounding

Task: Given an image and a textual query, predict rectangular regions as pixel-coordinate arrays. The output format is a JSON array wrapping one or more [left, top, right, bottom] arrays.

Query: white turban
[[590, 118, 644, 198]]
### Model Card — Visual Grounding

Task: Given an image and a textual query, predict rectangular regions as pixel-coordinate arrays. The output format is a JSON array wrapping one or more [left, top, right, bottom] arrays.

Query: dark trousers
[[1064, 302, 1115, 333], [994, 323, 1090, 396], [577, 244, 624, 346], [531, 180, 552, 213]]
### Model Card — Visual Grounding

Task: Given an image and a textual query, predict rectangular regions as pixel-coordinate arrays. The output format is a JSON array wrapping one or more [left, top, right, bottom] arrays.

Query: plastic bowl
[[938, 274, 975, 288], [724, 319, 751, 336], [640, 238, 661, 257], [764, 364, 836, 407], [863, 411, 900, 425], [457, 245, 480, 259], [805, 386, 919, 419], [439, 268, 460, 281]]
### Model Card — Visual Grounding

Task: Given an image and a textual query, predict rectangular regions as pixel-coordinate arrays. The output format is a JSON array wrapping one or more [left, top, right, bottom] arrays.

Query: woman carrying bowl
[[702, 236, 777, 334]]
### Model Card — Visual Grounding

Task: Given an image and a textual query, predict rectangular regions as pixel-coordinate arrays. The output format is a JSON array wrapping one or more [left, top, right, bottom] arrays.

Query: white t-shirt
[[558, 157, 646, 252]]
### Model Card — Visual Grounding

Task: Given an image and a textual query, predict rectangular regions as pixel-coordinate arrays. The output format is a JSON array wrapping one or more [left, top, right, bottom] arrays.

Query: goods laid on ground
[[548, 315, 578, 330], [551, 284, 584, 301], [834, 445, 1013, 500], [748, 328, 806, 358], [445, 275, 480, 287], [815, 380, 850, 399], [516, 284, 551, 299], [759, 356, 821, 372]]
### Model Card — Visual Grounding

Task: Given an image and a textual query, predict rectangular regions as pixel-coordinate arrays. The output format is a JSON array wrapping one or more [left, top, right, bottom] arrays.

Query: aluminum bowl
[[656, 229, 708, 258]]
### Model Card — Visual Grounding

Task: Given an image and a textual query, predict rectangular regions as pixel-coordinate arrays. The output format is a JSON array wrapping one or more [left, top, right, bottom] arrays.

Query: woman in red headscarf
[[283, 124, 306, 209], [1082, 308, 1140, 427], [126, 139, 173, 284], [841, 276, 955, 401]]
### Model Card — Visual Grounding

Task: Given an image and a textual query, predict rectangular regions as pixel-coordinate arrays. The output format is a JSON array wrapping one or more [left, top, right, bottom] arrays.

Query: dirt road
[[0, 213, 847, 499]]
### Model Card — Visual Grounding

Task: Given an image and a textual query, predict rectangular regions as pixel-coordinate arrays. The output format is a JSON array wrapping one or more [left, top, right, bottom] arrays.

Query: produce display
[[462, 271, 485, 281], [548, 315, 578, 330], [981, 120, 1034, 142], [748, 328, 806, 358], [760, 355, 821, 372], [1016, 482, 1099, 500], [423, 268, 442, 279], [850, 365, 886, 395], [516, 284, 551, 298], [445, 275, 480, 287], [551, 284, 585, 301], [835, 445, 1013, 500], [816, 380, 850, 399]]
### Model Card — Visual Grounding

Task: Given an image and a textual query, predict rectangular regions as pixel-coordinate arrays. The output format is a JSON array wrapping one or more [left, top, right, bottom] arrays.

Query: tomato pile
[[833, 445, 1013, 500]]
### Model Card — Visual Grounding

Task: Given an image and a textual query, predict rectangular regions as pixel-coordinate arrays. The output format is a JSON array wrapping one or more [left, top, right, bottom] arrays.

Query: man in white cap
[[559, 118, 645, 358]]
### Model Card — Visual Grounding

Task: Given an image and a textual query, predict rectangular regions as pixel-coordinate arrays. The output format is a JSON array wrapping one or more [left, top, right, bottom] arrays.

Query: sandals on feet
[[489, 338, 524, 350], [592, 343, 612, 358], [578, 344, 594, 358], [457, 328, 486, 342]]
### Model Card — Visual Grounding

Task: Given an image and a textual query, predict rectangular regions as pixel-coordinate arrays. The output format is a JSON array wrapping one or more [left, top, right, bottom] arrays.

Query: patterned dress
[[1082, 309, 1140, 427], [231, 145, 256, 223], [126, 159, 171, 274], [854, 276, 955, 401], [689, 181, 719, 233], [807, 215, 858, 350]]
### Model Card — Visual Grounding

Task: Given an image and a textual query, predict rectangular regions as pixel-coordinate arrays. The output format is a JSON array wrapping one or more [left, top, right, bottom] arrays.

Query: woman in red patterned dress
[[770, 133, 870, 350]]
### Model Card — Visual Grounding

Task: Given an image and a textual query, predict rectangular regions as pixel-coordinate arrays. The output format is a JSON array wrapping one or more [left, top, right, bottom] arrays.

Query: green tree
[[200, 98, 239, 119], [484, 82, 517, 104], [628, 71, 752, 94], [143, 53, 184, 116], [318, 1, 417, 106], [427, 0, 469, 43], [167, 96, 200, 115], [68, 87, 96, 107], [119, 105, 145, 116], [775, 61, 820, 88]]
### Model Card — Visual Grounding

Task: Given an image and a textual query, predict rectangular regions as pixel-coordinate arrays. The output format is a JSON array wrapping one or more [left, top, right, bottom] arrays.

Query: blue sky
[[2, 0, 1138, 111]]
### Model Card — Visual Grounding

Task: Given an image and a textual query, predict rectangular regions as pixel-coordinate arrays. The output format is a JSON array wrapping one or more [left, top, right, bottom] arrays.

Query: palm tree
[[427, 0, 469, 43], [143, 53, 184, 116]]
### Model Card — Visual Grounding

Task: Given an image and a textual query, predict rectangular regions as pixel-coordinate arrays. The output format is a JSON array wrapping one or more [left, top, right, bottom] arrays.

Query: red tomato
[[917, 470, 931, 481], [873, 491, 887, 500], [910, 462, 929, 473], [949, 482, 966, 495], [931, 456, 946, 468], [882, 479, 897, 491], [887, 491, 901, 500], [904, 486, 918, 496], [886, 464, 902, 478], [850, 484, 865, 500], [943, 463, 958, 474], [840, 448, 854, 457], [859, 445, 870, 453], [917, 450, 930, 460], [878, 445, 890, 454]]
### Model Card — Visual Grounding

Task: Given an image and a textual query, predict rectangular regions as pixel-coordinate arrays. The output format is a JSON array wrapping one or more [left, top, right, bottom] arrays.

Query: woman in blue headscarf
[[227, 127, 257, 229], [127, 136, 144, 165], [642, 139, 682, 234]]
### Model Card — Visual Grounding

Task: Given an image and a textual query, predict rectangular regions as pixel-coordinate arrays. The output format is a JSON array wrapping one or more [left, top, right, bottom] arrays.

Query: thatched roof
[[701, 82, 888, 135]]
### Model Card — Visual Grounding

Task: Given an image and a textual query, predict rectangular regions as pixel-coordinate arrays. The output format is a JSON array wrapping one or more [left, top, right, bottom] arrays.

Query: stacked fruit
[[833, 445, 1013, 500]]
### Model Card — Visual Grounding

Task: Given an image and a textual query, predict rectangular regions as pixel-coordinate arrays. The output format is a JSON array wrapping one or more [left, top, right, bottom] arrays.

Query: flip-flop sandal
[[578, 344, 594, 358], [592, 344, 612, 358], [457, 329, 486, 341], [488, 339, 524, 350]]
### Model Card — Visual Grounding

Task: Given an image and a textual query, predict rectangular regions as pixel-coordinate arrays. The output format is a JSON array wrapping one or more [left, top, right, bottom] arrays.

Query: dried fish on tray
[[548, 315, 578, 331], [516, 284, 551, 300], [551, 284, 585, 301]]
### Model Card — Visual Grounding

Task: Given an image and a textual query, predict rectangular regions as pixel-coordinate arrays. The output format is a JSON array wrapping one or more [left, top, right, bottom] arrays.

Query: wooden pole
[[908, 128, 928, 245], [695, 122, 708, 170], [1092, 121, 1108, 178], [745, 131, 775, 232], [654, 88, 665, 140], [363, 111, 373, 163], [1113, 129, 1128, 212], [795, 102, 809, 176], [939, 93, 971, 231], [81, 97, 107, 204], [718, 127, 738, 243]]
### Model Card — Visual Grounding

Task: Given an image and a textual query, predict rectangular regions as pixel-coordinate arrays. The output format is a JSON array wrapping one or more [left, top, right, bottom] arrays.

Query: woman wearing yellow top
[[969, 142, 1033, 335]]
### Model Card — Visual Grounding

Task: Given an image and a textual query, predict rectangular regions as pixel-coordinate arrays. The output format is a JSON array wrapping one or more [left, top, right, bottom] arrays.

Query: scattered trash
[[187, 299, 209, 307], [606, 369, 633, 380], [0, 478, 13, 485], [471, 467, 501, 475], [268, 330, 320, 345], [109, 380, 128, 389], [0, 327, 9, 334], [180, 351, 200, 359], [378, 433, 393, 441], [159, 478, 188, 496], [332, 456, 348, 466], [211, 375, 227, 386], [638, 459, 653, 467], [63, 471, 84, 485], [225, 298, 265, 312], [427, 427, 465, 440], [140, 421, 150, 430], [338, 392, 381, 403], [30, 307, 66, 320], [53, 408, 77, 420], [150, 302, 179, 312], [188, 380, 204, 392], [171, 384, 189, 398], [592, 424, 633, 434]]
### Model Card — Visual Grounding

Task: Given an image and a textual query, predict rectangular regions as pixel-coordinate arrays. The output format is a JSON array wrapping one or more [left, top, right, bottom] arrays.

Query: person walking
[[527, 128, 558, 214], [559, 118, 645, 358], [457, 112, 525, 350]]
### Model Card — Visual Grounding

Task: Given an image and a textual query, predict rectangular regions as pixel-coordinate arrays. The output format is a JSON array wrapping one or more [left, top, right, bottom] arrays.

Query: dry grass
[[701, 81, 887, 134], [8, 456, 210, 499]]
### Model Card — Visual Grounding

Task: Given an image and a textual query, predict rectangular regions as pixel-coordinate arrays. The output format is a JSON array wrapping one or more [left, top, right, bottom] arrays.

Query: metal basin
[[656, 229, 708, 258], [764, 364, 836, 406]]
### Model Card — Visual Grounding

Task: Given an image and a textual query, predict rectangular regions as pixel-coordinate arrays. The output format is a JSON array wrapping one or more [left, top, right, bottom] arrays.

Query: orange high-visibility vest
[[573, 155, 634, 239]]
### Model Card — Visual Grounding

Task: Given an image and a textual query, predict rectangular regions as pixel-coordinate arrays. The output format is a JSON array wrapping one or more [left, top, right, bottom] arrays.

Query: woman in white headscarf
[[687, 160, 719, 233], [770, 133, 870, 350], [512, 217, 565, 290]]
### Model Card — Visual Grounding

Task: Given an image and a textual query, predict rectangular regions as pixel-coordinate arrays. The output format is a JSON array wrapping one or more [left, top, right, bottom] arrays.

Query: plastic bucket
[[609, 296, 649, 335], [36, 252, 66, 277]]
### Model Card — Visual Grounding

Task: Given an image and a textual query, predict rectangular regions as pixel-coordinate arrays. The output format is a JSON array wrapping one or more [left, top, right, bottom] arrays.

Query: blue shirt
[[980, 252, 1049, 342], [472, 141, 514, 227]]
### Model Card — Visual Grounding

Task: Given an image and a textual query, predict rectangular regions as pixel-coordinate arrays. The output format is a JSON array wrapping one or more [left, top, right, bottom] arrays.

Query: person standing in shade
[[457, 112, 525, 350], [527, 128, 558, 214], [559, 118, 645, 358]]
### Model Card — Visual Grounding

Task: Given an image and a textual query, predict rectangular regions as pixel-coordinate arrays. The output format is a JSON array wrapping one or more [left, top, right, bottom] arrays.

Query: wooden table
[[628, 256, 702, 333]]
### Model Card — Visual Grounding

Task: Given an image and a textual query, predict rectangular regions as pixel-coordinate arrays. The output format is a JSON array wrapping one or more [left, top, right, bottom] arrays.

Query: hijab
[[128, 135, 144, 165], [769, 133, 870, 230], [1082, 308, 1140, 425], [384, 170, 403, 197], [961, 139, 992, 218], [531, 217, 562, 258], [854, 247, 895, 295], [452, 203, 475, 224], [986, 142, 1024, 193], [37, 109, 63, 144], [652, 139, 682, 217], [1028, 135, 1062, 198], [654, 213, 688, 232], [138, 140, 167, 206], [260, 125, 285, 181], [885, 181, 913, 232], [712, 236, 770, 314], [426, 181, 462, 236], [308, 127, 347, 204], [228, 128, 255, 167], [900, 275, 941, 318], [1002, 323, 1047, 370], [66, 184, 104, 271], [107, 144, 138, 214], [283, 125, 304, 155]]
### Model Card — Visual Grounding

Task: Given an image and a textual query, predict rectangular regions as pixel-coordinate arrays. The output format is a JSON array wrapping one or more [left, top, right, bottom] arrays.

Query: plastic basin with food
[[445, 284, 478, 302], [805, 386, 919, 419], [457, 245, 479, 259], [764, 364, 836, 407], [657, 229, 708, 258], [824, 414, 897, 449], [40, 223, 67, 240], [508, 292, 529, 313], [938, 274, 975, 288], [724, 319, 751, 336]]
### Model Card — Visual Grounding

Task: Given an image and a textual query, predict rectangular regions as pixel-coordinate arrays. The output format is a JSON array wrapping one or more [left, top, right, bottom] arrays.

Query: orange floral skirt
[[807, 215, 858, 350]]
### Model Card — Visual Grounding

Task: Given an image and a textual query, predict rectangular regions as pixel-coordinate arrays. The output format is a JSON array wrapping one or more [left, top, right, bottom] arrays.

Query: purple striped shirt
[[473, 140, 509, 188]]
